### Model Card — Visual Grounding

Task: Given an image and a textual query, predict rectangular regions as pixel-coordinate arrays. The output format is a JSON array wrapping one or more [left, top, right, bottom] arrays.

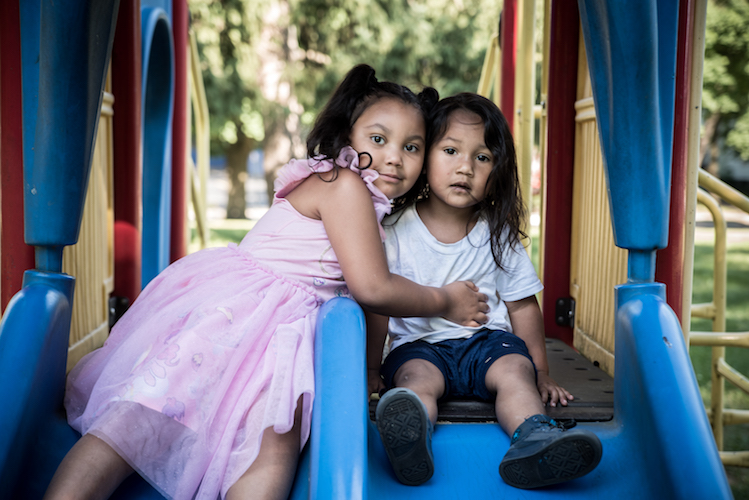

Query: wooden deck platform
[[370, 338, 615, 424]]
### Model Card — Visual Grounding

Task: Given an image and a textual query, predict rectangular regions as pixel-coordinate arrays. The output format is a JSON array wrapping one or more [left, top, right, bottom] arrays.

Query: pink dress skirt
[[65, 246, 318, 499]]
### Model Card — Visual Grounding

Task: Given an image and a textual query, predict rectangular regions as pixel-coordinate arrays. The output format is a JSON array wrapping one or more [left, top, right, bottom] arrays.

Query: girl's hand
[[441, 281, 489, 327], [368, 368, 385, 401], [537, 372, 574, 408]]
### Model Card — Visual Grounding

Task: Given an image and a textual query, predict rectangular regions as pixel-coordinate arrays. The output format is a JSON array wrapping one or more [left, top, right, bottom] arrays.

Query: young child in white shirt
[[368, 93, 602, 490]]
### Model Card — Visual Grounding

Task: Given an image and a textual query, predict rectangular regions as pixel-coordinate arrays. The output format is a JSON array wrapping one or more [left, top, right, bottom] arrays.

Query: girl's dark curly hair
[[306, 64, 439, 172], [394, 93, 525, 270]]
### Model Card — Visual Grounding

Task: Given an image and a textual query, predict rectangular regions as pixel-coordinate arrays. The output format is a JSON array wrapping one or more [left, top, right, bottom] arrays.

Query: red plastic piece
[[1, 0, 36, 313]]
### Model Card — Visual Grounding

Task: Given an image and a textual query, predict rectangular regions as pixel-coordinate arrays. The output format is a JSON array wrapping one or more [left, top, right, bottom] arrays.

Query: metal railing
[[689, 169, 749, 467], [188, 27, 210, 249], [477, 33, 501, 106]]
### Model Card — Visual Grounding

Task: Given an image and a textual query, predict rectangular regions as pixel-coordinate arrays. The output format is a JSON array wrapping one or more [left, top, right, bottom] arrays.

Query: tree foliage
[[291, 0, 499, 115], [702, 0, 749, 162], [188, 0, 499, 215], [190, 0, 269, 217], [190, 0, 268, 147]]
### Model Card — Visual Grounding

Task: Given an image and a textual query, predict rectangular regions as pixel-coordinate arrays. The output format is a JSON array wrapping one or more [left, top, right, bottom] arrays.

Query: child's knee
[[486, 354, 535, 385], [393, 359, 444, 391]]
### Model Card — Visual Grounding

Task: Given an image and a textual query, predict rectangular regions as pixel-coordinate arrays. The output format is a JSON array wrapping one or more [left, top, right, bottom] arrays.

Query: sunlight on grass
[[689, 240, 749, 497], [188, 218, 256, 253], [689, 241, 749, 407]]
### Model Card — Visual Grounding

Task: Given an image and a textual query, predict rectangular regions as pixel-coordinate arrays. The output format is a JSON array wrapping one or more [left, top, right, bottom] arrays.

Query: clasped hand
[[441, 281, 489, 327]]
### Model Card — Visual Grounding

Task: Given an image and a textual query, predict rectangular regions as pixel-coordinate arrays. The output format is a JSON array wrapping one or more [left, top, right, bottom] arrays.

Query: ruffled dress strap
[[273, 146, 392, 228]]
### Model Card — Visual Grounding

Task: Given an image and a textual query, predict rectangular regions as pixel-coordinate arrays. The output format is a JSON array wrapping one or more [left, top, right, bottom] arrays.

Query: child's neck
[[416, 199, 479, 244]]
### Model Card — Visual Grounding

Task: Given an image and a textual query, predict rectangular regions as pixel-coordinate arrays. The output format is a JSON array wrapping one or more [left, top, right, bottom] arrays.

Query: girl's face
[[349, 97, 426, 200], [426, 109, 492, 211]]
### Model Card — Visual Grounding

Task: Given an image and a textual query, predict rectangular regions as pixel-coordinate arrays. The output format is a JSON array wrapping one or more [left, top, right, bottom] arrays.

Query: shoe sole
[[499, 432, 602, 489], [376, 390, 434, 486]]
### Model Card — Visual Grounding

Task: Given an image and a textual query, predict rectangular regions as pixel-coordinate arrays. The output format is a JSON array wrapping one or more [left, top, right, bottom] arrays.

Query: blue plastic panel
[[21, 0, 119, 271], [141, 0, 173, 20], [577, 0, 678, 256], [0, 271, 74, 490], [308, 298, 369, 499], [614, 283, 732, 499], [140, 6, 175, 287]]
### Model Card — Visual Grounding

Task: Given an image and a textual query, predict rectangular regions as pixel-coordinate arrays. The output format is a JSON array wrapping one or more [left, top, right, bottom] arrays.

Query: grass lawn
[[689, 241, 749, 498], [191, 219, 749, 497]]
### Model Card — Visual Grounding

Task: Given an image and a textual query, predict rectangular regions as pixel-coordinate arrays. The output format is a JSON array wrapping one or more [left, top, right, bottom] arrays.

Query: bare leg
[[43, 434, 134, 500], [485, 354, 546, 435], [226, 397, 304, 500], [391, 359, 445, 424]]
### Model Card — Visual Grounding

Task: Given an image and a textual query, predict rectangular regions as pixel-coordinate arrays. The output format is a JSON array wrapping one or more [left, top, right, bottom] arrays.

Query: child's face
[[349, 97, 426, 199], [426, 110, 492, 211]]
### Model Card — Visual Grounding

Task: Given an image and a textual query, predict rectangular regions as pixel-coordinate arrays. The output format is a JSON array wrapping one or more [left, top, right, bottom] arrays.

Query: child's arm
[[365, 311, 389, 398], [506, 296, 573, 407], [314, 169, 489, 326]]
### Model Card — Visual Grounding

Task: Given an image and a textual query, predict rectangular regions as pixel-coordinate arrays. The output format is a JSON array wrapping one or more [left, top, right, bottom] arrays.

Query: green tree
[[189, 0, 499, 216], [291, 0, 499, 114], [190, 0, 268, 218], [701, 0, 749, 173]]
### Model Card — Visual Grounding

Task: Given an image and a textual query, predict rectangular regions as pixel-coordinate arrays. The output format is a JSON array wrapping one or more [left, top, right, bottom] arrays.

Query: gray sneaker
[[499, 414, 602, 489], [375, 388, 434, 486]]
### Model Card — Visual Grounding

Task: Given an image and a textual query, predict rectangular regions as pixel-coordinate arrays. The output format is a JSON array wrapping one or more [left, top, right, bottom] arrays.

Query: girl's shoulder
[[274, 156, 336, 200], [279, 149, 391, 224], [316, 167, 391, 224]]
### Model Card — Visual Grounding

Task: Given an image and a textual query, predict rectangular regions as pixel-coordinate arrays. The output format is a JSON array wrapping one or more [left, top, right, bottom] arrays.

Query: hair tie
[[358, 151, 372, 170]]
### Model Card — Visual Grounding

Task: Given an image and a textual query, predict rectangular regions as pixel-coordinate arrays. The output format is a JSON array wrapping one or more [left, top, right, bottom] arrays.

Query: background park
[[2, 0, 747, 497]]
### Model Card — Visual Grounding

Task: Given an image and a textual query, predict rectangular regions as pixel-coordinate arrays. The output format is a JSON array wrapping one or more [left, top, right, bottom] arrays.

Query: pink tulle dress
[[64, 147, 390, 499]]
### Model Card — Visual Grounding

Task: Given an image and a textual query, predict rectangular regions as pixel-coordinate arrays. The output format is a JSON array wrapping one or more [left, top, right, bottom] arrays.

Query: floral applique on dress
[[162, 397, 186, 422]]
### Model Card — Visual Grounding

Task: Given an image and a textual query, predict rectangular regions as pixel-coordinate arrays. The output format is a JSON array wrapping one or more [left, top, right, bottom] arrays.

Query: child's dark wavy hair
[[306, 64, 439, 173], [395, 93, 525, 270]]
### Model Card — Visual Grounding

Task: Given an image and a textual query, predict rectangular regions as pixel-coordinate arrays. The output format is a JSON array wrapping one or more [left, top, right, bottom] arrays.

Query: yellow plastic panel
[[63, 72, 115, 372], [569, 40, 627, 376]]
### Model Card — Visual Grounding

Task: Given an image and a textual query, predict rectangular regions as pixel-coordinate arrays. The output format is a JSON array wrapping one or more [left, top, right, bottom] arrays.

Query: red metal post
[[170, 0, 189, 263], [540, 0, 579, 345], [111, 0, 143, 304], [0, 0, 36, 313], [655, 0, 695, 324], [500, 0, 517, 132]]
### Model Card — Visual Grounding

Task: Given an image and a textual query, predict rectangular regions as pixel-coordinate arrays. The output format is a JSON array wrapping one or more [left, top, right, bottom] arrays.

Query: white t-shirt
[[383, 204, 543, 351]]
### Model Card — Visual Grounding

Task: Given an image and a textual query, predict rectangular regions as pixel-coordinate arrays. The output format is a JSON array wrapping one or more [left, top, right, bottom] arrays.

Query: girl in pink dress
[[44, 65, 489, 500]]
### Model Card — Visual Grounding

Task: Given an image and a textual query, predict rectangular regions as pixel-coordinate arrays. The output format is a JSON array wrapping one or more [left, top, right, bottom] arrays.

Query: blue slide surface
[[290, 296, 731, 499]]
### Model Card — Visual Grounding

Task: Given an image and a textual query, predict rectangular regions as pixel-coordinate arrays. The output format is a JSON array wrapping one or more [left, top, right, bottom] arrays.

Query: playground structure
[[0, 0, 742, 498]]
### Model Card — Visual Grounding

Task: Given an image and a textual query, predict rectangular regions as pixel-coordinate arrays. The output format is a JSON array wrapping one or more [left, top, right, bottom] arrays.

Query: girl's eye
[[444, 147, 457, 155], [477, 154, 492, 163], [371, 135, 385, 145], [404, 144, 419, 153]]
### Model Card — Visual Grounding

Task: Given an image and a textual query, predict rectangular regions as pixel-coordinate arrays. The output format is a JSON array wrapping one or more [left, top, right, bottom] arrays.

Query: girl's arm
[[312, 169, 489, 326], [506, 296, 573, 407], [365, 311, 389, 398]]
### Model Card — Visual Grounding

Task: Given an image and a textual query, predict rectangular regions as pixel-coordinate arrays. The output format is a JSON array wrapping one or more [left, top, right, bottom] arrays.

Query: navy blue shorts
[[380, 329, 535, 401]]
